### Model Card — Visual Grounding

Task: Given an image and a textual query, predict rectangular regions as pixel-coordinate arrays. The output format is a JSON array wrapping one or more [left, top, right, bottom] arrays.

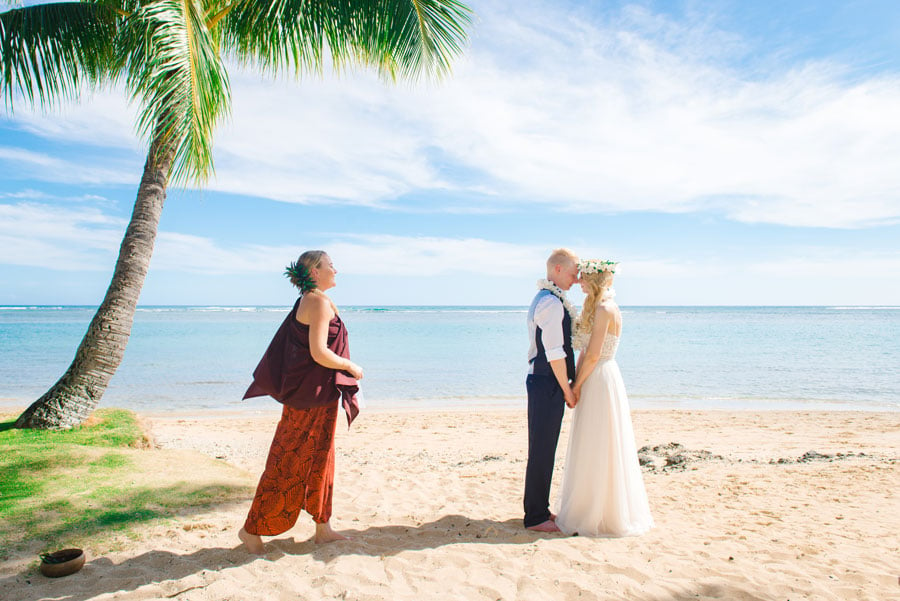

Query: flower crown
[[578, 259, 619, 275], [284, 260, 317, 293]]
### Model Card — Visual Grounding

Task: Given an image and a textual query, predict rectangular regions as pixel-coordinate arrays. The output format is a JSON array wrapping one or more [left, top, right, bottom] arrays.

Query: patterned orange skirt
[[243, 403, 338, 535]]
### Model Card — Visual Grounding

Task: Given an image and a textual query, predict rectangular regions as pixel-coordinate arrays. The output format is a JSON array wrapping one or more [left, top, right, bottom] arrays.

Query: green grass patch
[[0, 409, 253, 558], [1, 408, 148, 448]]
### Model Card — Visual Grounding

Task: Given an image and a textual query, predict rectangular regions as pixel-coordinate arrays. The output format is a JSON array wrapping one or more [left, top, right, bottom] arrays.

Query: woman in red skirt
[[238, 250, 363, 553]]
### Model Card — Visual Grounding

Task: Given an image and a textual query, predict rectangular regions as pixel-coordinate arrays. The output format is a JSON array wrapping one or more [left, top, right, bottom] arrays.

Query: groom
[[524, 248, 579, 532]]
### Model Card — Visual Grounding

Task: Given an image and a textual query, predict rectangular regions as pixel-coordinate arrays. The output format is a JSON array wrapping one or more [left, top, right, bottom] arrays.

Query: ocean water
[[1, 305, 898, 413]]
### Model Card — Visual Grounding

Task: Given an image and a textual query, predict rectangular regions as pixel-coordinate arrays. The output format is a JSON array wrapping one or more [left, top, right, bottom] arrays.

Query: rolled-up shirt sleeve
[[533, 295, 567, 362]]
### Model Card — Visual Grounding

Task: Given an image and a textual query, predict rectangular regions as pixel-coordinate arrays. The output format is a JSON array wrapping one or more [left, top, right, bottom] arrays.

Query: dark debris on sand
[[638, 443, 896, 471], [638, 442, 724, 471], [768, 450, 872, 465]]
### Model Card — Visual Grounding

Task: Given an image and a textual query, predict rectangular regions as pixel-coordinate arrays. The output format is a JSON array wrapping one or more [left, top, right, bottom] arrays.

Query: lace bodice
[[598, 332, 620, 360], [573, 330, 620, 360], [573, 329, 590, 351]]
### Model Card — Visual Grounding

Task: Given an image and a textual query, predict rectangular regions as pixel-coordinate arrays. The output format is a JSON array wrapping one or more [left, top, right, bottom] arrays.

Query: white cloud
[[0, 188, 116, 206], [149, 232, 295, 274], [413, 6, 900, 228], [327, 235, 546, 277], [0, 202, 124, 270], [2, 200, 897, 304], [608, 258, 727, 280], [208, 73, 442, 206], [0, 202, 543, 278], [749, 251, 900, 280], [4, 88, 140, 151], [153, 232, 548, 278], [3, 1, 900, 228], [0, 146, 137, 186]]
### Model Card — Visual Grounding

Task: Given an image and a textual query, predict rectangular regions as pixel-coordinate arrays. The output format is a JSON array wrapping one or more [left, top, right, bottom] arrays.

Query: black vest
[[531, 295, 576, 382]]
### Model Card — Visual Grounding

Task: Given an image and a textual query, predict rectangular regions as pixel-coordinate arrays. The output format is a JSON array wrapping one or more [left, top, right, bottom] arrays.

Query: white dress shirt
[[527, 291, 567, 374]]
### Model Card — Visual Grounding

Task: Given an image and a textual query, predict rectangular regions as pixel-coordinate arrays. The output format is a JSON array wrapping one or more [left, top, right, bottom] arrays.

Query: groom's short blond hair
[[546, 248, 578, 272]]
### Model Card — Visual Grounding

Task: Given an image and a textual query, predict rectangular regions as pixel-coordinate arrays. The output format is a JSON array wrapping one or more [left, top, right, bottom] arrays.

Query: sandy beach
[[3, 408, 898, 601]]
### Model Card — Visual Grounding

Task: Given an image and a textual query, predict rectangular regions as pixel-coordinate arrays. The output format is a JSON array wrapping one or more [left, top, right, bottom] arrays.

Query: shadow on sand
[[2, 515, 542, 600], [276, 515, 541, 562], [2, 514, 770, 601], [3, 545, 258, 601]]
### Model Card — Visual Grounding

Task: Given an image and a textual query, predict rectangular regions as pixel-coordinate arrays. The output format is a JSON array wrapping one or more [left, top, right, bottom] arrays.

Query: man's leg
[[523, 374, 565, 528]]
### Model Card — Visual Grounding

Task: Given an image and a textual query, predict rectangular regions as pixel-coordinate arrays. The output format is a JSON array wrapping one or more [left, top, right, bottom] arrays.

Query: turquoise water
[[1, 305, 898, 412]]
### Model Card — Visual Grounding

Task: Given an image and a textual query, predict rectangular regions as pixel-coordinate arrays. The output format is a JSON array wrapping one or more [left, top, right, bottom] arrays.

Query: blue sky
[[1, 0, 899, 306]]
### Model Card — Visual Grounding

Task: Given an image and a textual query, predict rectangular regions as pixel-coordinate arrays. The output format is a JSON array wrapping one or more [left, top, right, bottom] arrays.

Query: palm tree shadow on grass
[[2, 482, 253, 560]]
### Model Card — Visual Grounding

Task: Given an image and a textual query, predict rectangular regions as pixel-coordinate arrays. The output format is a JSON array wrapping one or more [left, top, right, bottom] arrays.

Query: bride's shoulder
[[589, 302, 613, 326], [595, 300, 615, 315]]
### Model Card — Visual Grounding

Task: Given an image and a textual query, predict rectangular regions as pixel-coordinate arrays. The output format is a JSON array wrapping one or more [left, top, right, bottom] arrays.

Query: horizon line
[[2, 304, 899, 309]]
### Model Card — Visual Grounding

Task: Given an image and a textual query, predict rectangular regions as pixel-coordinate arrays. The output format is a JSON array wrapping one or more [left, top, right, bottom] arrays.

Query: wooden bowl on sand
[[40, 548, 86, 578]]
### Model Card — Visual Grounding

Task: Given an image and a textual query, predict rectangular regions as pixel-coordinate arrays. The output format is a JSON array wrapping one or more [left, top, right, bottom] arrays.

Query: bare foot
[[315, 521, 350, 544], [526, 519, 561, 533], [238, 527, 265, 554]]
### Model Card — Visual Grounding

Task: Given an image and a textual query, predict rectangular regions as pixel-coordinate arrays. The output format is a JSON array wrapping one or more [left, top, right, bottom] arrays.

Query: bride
[[554, 260, 654, 537]]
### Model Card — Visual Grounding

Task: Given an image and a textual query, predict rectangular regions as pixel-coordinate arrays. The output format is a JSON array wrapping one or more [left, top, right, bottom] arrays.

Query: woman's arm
[[572, 304, 611, 397], [302, 294, 364, 379], [572, 352, 585, 402]]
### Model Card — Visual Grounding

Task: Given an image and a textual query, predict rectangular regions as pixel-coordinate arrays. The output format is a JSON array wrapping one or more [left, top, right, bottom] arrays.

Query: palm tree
[[1, 0, 472, 429]]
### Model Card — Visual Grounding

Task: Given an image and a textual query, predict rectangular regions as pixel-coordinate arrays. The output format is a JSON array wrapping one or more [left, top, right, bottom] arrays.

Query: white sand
[[3, 409, 898, 600]]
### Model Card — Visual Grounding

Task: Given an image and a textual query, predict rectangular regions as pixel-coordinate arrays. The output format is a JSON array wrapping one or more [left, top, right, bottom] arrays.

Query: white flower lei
[[537, 279, 579, 323]]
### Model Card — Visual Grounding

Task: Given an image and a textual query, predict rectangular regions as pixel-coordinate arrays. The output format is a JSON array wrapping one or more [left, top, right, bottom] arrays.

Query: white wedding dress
[[555, 324, 654, 537]]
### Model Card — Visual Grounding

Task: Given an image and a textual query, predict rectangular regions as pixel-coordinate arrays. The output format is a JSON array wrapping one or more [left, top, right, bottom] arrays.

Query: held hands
[[564, 384, 577, 408]]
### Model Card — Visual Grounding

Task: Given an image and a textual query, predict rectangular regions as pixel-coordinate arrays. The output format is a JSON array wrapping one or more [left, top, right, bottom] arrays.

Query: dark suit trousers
[[523, 373, 565, 527]]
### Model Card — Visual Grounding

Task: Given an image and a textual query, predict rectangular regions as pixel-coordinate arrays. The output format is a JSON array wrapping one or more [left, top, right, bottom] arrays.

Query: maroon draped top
[[243, 297, 360, 426]]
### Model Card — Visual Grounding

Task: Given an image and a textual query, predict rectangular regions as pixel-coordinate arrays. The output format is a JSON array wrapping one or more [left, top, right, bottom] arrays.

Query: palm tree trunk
[[15, 135, 174, 430]]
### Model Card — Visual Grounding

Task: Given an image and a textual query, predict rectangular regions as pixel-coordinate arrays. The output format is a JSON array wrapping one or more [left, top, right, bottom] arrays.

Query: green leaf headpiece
[[284, 261, 316, 293]]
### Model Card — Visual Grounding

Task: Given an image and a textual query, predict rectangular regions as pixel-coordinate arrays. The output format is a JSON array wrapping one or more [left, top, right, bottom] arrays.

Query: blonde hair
[[286, 250, 327, 292], [577, 270, 614, 336], [546, 248, 578, 274]]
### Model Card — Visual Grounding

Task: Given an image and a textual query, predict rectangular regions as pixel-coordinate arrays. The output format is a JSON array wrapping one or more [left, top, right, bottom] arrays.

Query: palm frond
[[218, 0, 331, 77], [371, 0, 473, 80], [121, 0, 230, 185], [0, 2, 120, 109], [219, 0, 473, 81]]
